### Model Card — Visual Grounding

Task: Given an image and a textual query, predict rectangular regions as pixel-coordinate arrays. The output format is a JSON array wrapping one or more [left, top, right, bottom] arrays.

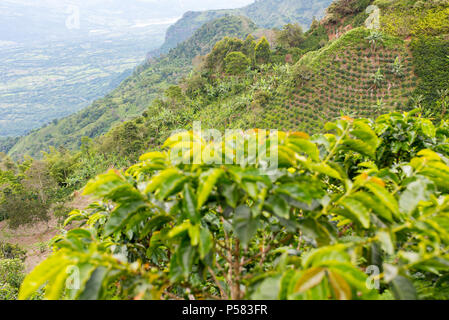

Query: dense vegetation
[[1, 0, 449, 300], [0, 242, 26, 300], [18, 110, 449, 300]]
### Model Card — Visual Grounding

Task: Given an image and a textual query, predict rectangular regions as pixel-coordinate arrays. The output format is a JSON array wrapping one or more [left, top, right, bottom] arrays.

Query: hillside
[[158, 0, 333, 53], [87, 0, 447, 153], [7, 15, 257, 159], [7, 0, 449, 161]]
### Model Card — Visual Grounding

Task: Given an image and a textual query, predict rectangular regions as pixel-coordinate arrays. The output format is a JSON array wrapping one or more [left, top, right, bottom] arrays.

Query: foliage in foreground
[[0, 242, 26, 300], [18, 110, 449, 300]]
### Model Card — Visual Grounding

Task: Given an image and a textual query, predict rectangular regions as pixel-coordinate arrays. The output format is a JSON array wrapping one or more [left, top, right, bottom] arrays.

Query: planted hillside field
[[264, 28, 417, 132]]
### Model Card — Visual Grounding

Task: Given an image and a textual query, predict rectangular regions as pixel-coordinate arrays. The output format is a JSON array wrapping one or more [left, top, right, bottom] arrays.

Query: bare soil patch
[[0, 193, 91, 272]]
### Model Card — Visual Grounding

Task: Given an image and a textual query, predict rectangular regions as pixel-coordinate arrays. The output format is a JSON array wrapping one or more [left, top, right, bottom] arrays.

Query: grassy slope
[[180, 30, 415, 134], [183, 0, 448, 134]]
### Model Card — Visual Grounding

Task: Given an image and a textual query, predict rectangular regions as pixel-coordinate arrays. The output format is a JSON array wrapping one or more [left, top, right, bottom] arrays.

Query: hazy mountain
[[0, 0, 254, 45], [158, 0, 333, 53]]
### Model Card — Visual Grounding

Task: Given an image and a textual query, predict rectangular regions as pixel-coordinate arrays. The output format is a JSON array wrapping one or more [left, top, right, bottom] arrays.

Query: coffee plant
[[19, 110, 449, 300]]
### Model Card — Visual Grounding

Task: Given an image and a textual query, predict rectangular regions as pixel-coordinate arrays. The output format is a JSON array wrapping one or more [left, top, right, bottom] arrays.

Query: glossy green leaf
[[340, 197, 370, 229], [197, 168, 224, 209], [233, 205, 259, 248]]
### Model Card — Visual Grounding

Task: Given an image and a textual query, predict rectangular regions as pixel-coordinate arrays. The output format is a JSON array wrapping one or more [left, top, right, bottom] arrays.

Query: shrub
[[224, 52, 251, 75], [0, 259, 25, 300], [276, 23, 305, 49], [255, 37, 272, 64], [0, 242, 26, 261]]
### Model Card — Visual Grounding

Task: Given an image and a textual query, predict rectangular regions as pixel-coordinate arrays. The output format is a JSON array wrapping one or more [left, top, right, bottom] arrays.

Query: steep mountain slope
[[158, 0, 333, 53], [186, 0, 448, 133], [7, 15, 257, 159]]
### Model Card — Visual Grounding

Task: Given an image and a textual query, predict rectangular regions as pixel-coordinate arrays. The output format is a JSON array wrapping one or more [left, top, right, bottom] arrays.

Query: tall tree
[[255, 36, 271, 64]]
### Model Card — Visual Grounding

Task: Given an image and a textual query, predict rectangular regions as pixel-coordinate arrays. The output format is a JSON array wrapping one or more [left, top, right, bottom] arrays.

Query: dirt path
[[0, 217, 59, 272]]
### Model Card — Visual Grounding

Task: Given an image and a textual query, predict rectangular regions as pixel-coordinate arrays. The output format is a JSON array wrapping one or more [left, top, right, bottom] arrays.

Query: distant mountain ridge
[[157, 0, 333, 53]]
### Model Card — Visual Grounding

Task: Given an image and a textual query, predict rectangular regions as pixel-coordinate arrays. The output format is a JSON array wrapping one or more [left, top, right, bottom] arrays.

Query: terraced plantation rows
[[262, 30, 417, 133]]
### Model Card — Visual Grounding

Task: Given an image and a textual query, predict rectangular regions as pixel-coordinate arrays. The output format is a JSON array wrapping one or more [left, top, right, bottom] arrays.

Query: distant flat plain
[[0, 31, 165, 137]]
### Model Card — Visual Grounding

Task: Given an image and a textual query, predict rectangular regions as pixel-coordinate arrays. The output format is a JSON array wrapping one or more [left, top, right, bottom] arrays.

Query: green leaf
[[197, 168, 224, 209], [328, 262, 377, 299], [399, 178, 431, 215], [390, 276, 417, 300], [19, 252, 70, 300], [168, 220, 191, 238], [44, 266, 70, 300], [351, 191, 392, 222], [328, 270, 352, 300], [377, 230, 394, 255], [294, 267, 326, 293], [342, 139, 376, 158], [66, 263, 98, 300], [251, 275, 282, 300], [303, 245, 350, 268], [140, 214, 173, 239], [179, 238, 196, 278], [352, 121, 380, 148], [198, 227, 213, 259], [183, 184, 201, 223], [365, 182, 399, 218], [232, 205, 259, 248], [276, 182, 323, 205], [265, 195, 290, 219], [279, 270, 296, 300], [421, 119, 436, 138], [298, 218, 332, 246], [144, 168, 180, 194], [157, 174, 188, 200], [287, 139, 320, 162], [78, 267, 108, 300], [188, 224, 200, 246], [241, 181, 259, 200], [340, 197, 371, 229], [222, 184, 240, 208], [83, 170, 125, 198], [307, 162, 343, 181], [104, 201, 147, 236], [139, 151, 167, 162]]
